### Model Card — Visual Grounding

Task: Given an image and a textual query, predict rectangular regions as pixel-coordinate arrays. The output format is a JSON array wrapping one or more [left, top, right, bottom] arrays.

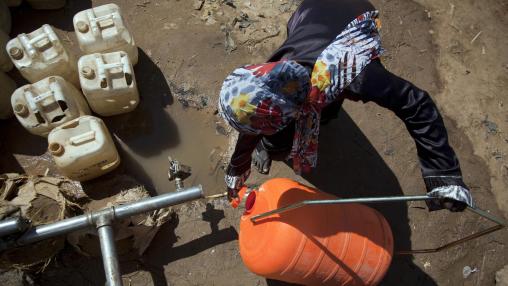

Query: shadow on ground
[[102, 48, 179, 194], [9, 1, 92, 33], [139, 204, 237, 286]]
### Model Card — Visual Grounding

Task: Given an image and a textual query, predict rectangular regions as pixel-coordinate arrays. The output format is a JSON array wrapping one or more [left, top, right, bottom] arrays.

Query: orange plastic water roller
[[239, 178, 394, 286]]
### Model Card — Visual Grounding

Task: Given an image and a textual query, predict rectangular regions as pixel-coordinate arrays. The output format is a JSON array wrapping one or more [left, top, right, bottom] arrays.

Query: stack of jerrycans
[[5, 3, 140, 182], [5, 23, 119, 181], [74, 3, 139, 116], [53, 3, 139, 180], [7, 23, 87, 129]]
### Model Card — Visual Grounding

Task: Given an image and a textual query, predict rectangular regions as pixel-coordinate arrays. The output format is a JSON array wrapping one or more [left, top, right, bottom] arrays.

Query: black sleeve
[[226, 133, 261, 177], [345, 59, 465, 191]]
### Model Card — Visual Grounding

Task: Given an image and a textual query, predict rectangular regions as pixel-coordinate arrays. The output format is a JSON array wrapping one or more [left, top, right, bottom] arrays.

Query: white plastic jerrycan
[[26, 0, 66, 10], [0, 71, 16, 119], [11, 76, 91, 137], [73, 3, 138, 64], [78, 51, 139, 116], [0, 29, 13, 72], [6, 24, 79, 85], [0, 0, 11, 34], [48, 115, 120, 181]]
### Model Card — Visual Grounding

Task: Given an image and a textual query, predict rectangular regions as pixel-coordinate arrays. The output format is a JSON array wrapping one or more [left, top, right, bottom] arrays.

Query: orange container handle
[[230, 186, 248, 208]]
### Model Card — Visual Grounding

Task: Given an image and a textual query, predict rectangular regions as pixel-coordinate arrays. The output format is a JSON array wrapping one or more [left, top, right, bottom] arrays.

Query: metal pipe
[[0, 217, 31, 238], [114, 186, 203, 219], [17, 215, 90, 245], [1, 185, 203, 286], [15, 186, 204, 246], [96, 215, 122, 286], [250, 195, 430, 222]]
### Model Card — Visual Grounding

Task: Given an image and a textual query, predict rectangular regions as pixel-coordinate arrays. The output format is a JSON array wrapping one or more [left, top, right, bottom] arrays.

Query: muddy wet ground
[[1, 0, 507, 285]]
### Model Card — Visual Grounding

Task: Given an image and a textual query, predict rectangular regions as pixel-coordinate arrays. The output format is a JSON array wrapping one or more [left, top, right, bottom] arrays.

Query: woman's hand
[[426, 184, 473, 212], [227, 187, 240, 202]]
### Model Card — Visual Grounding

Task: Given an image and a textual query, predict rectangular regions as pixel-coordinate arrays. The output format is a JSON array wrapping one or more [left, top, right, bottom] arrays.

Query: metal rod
[[249, 193, 506, 255], [396, 207, 507, 255], [97, 215, 123, 286], [0, 217, 31, 238], [250, 195, 430, 222], [396, 224, 504, 255], [15, 186, 204, 246], [467, 206, 506, 226]]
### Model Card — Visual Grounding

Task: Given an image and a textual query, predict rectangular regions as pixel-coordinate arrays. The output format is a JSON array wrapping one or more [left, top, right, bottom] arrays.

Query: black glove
[[424, 176, 473, 212], [431, 197, 468, 212]]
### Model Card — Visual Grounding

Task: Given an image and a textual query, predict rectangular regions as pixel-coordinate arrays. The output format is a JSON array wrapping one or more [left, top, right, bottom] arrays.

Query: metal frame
[[250, 195, 506, 255], [1, 186, 204, 286]]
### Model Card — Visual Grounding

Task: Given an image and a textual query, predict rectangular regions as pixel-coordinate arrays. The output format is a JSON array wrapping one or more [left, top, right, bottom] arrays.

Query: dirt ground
[[1, 0, 507, 285]]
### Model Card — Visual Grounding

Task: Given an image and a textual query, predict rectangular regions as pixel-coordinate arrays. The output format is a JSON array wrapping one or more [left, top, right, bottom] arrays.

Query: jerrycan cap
[[244, 191, 256, 214], [230, 186, 257, 212]]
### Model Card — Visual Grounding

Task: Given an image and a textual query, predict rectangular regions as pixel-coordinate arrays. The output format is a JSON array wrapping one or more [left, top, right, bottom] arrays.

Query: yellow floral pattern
[[310, 60, 331, 92], [230, 93, 256, 124]]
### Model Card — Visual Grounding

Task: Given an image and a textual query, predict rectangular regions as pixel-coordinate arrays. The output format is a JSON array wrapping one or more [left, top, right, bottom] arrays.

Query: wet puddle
[[0, 95, 229, 197]]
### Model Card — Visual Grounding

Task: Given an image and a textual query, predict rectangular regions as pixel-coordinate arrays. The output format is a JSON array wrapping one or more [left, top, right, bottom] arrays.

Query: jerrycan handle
[[250, 194, 506, 255], [24, 78, 65, 111], [87, 9, 122, 38], [19, 25, 59, 57], [95, 53, 132, 88], [70, 131, 96, 146]]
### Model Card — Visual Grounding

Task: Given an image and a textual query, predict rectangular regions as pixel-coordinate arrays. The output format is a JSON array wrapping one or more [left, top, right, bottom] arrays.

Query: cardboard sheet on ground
[[0, 174, 82, 269]]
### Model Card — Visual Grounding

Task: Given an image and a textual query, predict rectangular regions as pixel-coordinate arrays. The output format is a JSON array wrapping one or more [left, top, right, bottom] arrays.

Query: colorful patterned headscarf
[[218, 60, 310, 135], [219, 11, 383, 174]]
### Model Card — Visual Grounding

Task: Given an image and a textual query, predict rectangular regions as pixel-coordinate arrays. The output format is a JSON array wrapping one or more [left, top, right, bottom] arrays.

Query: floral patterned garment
[[291, 10, 383, 173], [219, 11, 383, 174]]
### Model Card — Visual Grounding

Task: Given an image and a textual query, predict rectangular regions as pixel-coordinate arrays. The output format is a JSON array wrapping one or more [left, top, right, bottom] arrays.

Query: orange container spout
[[230, 186, 248, 208]]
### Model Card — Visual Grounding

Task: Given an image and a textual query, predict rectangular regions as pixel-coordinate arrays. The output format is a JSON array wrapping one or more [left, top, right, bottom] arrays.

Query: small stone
[[216, 124, 227, 136], [482, 118, 498, 135], [224, 0, 236, 8], [193, 0, 204, 10], [224, 30, 236, 53], [182, 83, 191, 92], [235, 12, 252, 29], [163, 23, 178, 30], [279, 3, 291, 13], [463, 266, 478, 279], [383, 147, 395, 156], [492, 150, 504, 160]]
